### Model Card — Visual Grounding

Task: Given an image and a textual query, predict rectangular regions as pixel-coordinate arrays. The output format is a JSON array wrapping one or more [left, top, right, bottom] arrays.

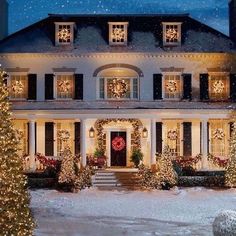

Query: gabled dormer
[[55, 22, 75, 46]]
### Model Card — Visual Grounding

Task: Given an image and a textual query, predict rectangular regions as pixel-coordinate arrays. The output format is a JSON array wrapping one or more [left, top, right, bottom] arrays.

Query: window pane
[[100, 78, 105, 99], [133, 78, 138, 99], [57, 75, 73, 99]]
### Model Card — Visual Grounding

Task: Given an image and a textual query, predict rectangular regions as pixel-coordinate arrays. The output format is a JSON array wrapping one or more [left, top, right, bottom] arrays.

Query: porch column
[[29, 120, 36, 171], [201, 119, 209, 169], [151, 119, 156, 165], [80, 119, 87, 167]]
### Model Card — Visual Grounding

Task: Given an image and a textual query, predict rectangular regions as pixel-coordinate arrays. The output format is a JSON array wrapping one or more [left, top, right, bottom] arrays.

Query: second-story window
[[162, 22, 182, 46], [108, 22, 128, 46], [164, 74, 182, 99], [10, 75, 27, 99], [56, 75, 74, 99], [55, 22, 74, 46]]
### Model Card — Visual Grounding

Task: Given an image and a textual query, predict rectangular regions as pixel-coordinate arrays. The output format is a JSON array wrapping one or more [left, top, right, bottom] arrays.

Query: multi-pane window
[[210, 120, 229, 157], [55, 22, 74, 45], [99, 77, 138, 100], [164, 75, 182, 99], [163, 22, 182, 46], [209, 74, 229, 100], [10, 75, 27, 99], [108, 22, 128, 45], [56, 75, 74, 99]]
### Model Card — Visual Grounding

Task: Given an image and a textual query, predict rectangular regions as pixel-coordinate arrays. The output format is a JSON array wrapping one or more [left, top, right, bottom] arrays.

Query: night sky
[[9, 0, 229, 35]]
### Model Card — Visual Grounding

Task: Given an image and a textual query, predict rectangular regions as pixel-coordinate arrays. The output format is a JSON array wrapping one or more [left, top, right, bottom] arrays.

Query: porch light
[[89, 127, 95, 138], [142, 127, 148, 138]]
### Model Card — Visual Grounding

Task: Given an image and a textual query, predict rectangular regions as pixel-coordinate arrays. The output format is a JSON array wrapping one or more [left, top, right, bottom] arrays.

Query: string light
[[213, 80, 225, 94], [111, 26, 125, 42], [58, 28, 71, 42], [108, 79, 128, 98]]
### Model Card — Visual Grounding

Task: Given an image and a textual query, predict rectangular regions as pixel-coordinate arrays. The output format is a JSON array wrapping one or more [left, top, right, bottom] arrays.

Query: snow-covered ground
[[31, 187, 236, 236]]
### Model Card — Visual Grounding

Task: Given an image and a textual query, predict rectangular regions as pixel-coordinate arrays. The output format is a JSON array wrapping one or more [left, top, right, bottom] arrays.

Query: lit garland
[[208, 153, 229, 168], [12, 80, 24, 94], [174, 154, 202, 168], [58, 79, 71, 93], [111, 27, 125, 41], [213, 80, 225, 94], [108, 79, 128, 98], [58, 28, 71, 42], [166, 80, 177, 93], [213, 128, 225, 140], [112, 136, 126, 151], [166, 28, 179, 41]]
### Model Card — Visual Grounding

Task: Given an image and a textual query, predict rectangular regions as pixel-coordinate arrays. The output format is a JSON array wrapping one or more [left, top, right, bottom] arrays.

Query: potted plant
[[130, 149, 143, 168], [94, 148, 106, 168]]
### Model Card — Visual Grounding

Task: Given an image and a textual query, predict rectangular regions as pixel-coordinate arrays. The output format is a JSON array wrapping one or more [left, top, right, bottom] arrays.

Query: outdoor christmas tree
[[225, 122, 236, 187], [156, 146, 177, 189], [58, 146, 77, 190], [0, 68, 35, 235]]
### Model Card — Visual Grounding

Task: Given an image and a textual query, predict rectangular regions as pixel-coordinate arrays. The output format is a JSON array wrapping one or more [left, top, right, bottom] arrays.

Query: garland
[[207, 153, 229, 168], [94, 119, 142, 151], [36, 153, 58, 168], [174, 154, 202, 168]]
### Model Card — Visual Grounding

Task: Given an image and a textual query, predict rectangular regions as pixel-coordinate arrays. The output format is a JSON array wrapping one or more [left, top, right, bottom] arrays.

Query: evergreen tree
[[0, 68, 35, 235], [156, 146, 177, 189], [225, 122, 236, 187]]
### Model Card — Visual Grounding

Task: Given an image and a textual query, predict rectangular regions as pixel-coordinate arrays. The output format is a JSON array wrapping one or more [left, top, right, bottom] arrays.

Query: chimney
[[0, 0, 8, 40], [229, 0, 236, 44]]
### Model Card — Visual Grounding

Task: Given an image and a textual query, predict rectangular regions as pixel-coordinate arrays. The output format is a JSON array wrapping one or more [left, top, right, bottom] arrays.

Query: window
[[210, 120, 229, 157], [209, 74, 229, 100], [164, 74, 182, 99], [10, 75, 27, 99], [55, 22, 74, 46], [108, 22, 128, 45], [56, 75, 74, 99], [162, 22, 182, 46]]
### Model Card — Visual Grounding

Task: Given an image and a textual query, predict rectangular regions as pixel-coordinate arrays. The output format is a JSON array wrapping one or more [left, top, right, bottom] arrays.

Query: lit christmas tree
[[0, 68, 35, 235], [225, 122, 236, 187], [156, 146, 177, 189]]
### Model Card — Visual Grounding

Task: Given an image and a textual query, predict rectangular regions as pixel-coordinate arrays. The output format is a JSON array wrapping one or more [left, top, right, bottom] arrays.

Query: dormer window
[[55, 22, 74, 46], [108, 22, 128, 46], [162, 22, 182, 46]]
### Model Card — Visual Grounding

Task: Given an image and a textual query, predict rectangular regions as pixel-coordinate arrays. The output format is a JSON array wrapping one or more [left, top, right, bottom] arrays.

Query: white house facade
[[0, 1, 236, 171]]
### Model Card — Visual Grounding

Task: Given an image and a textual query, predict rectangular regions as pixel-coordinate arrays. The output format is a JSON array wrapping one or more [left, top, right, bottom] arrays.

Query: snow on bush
[[213, 210, 236, 236]]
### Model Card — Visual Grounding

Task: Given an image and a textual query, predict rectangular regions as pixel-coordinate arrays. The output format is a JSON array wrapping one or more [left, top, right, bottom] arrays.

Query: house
[[0, 0, 236, 171]]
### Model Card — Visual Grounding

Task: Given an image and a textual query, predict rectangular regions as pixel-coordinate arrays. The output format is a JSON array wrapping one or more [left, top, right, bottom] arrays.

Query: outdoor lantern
[[142, 127, 148, 138], [89, 127, 95, 138]]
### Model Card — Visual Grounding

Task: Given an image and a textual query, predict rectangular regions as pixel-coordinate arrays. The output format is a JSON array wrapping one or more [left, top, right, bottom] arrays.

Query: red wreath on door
[[112, 136, 126, 151]]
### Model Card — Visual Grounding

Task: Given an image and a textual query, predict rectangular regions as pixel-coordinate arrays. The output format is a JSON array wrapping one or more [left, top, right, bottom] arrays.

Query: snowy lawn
[[31, 187, 236, 236]]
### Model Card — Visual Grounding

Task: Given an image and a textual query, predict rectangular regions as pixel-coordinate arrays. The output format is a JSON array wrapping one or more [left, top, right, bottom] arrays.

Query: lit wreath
[[112, 136, 126, 151], [58, 28, 71, 41], [12, 80, 24, 94], [58, 79, 71, 93], [108, 79, 128, 98], [167, 129, 178, 140], [58, 130, 70, 142], [166, 28, 178, 41], [213, 80, 224, 94], [213, 128, 225, 140], [112, 27, 125, 41], [166, 80, 177, 93]]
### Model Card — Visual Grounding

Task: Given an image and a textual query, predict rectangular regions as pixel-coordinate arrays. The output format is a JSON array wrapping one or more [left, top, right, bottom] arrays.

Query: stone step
[[93, 183, 122, 187], [93, 179, 120, 184]]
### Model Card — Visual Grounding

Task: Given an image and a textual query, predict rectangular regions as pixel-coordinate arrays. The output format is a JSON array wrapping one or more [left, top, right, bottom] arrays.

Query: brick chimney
[[229, 0, 236, 44], [0, 0, 8, 40]]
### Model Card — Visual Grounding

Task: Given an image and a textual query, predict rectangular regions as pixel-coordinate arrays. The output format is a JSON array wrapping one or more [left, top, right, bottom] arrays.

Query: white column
[[80, 119, 87, 167], [151, 119, 156, 165], [201, 119, 209, 169], [29, 120, 36, 171]]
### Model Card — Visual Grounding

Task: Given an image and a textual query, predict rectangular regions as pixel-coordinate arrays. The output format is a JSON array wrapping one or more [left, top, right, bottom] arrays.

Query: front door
[[111, 132, 127, 167]]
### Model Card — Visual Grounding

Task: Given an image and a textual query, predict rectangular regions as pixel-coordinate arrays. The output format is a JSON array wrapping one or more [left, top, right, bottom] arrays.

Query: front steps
[[92, 170, 141, 190]]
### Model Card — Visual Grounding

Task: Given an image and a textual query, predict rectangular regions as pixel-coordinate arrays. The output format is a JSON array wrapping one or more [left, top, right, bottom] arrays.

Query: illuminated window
[[209, 74, 229, 100], [10, 75, 27, 99], [162, 22, 182, 46], [210, 120, 229, 157], [55, 22, 74, 45], [56, 75, 74, 99], [164, 74, 182, 99], [108, 22, 128, 45]]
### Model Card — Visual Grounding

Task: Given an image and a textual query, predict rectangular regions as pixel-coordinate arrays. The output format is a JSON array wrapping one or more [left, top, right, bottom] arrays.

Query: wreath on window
[[166, 28, 178, 41], [58, 28, 71, 41], [166, 80, 177, 93], [112, 27, 125, 41], [213, 128, 225, 140], [112, 136, 126, 151], [58, 130, 70, 142], [213, 80, 225, 94], [108, 79, 128, 98], [167, 129, 178, 140], [58, 79, 71, 93], [12, 80, 24, 94]]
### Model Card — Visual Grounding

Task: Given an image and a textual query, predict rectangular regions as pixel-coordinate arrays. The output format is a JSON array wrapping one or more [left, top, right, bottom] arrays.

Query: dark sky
[[9, 0, 229, 35]]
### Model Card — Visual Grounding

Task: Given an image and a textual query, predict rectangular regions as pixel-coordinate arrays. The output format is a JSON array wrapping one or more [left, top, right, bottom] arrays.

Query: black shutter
[[229, 122, 234, 138], [156, 122, 162, 154], [74, 122, 81, 155], [74, 74, 83, 100], [27, 122, 29, 155], [183, 122, 192, 156], [28, 74, 37, 100], [45, 74, 54, 100], [230, 74, 236, 102], [200, 74, 209, 100], [182, 74, 192, 100], [153, 74, 162, 100], [207, 122, 210, 153], [35, 122, 37, 154], [45, 122, 54, 156]]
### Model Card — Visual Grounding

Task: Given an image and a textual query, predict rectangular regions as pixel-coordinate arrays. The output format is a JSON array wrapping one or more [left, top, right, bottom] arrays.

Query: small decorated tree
[[0, 68, 35, 235], [225, 122, 236, 187], [156, 146, 177, 189]]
